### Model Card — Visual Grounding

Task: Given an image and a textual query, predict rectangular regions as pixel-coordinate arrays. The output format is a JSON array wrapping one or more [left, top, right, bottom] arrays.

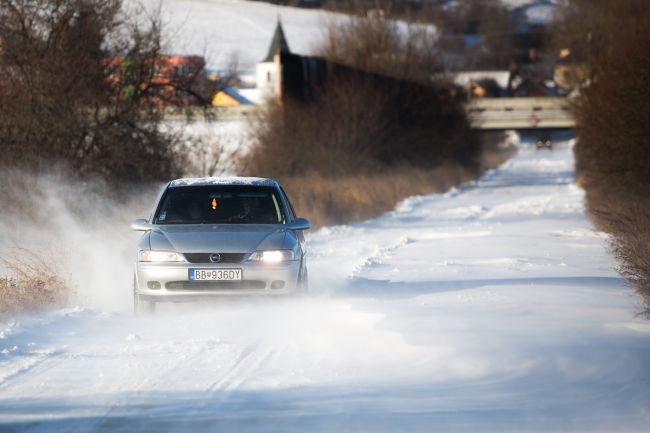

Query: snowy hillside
[[134, 0, 555, 72], [1, 139, 649, 432], [137, 0, 341, 72]]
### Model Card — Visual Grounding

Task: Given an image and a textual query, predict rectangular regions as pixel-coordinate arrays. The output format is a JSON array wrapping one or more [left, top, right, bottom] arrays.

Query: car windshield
[[154, 185, 285, 225]]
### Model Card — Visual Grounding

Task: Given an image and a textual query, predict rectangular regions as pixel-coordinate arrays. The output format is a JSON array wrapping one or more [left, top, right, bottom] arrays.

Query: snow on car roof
[[168, 177, 278, 188]]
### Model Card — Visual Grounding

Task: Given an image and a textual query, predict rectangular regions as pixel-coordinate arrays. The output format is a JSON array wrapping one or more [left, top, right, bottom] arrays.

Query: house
[[511, 0, 561, 33], [212, 85, 254, 107], [151, 55, 210, 105], [454, 71, 510, 98], [105, 55, 212, 106]]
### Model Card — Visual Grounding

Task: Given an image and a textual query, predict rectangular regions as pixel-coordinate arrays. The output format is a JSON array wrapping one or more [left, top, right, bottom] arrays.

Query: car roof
[[168, 176, 279, 188]]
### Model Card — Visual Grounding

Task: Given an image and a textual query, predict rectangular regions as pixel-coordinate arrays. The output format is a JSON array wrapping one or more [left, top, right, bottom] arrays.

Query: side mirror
[[287, 217, 311, 231], [131, 218, 153, 231]]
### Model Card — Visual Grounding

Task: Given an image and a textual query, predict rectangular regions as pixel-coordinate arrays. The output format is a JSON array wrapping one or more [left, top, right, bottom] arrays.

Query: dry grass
[[0, 250, 69, 318], [282, 135, 514, 229], [283, 164, 475, 228]]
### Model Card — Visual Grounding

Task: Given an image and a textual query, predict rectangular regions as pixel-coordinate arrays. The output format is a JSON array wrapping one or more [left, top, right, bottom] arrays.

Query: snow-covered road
[[1, 141, 650, 432]]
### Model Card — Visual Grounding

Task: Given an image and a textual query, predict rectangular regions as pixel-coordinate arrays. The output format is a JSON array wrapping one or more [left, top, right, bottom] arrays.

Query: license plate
[[189, 269, 242, 281]]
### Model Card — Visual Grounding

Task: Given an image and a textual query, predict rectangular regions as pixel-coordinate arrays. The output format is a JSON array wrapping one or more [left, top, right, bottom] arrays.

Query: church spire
[[263, 20, 290, 62]]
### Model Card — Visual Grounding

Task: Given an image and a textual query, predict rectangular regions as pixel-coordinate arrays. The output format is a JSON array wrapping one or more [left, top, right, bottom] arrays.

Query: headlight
[[138, 250, 184, 262], [248, 250, 294, 263]]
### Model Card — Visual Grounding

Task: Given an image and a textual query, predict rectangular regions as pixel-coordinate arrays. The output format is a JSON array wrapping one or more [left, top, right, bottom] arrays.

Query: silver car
[[131, 177, 310, 313]]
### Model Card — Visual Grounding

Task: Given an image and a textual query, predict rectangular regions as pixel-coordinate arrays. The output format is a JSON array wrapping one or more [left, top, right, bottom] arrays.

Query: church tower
[[256, 20, 290, 100]]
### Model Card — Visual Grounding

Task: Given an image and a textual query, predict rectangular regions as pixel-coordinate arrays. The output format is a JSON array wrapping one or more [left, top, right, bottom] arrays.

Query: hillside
[[138, 0, 550, 72], [138, 0, 341, 72]]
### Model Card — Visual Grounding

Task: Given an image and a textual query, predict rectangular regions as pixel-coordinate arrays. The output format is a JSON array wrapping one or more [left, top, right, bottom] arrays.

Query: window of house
[[176, 65, 191, 76]]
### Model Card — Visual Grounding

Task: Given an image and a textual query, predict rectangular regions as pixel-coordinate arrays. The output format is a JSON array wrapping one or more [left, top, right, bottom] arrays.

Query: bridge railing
[[467, 97, 575, 130]]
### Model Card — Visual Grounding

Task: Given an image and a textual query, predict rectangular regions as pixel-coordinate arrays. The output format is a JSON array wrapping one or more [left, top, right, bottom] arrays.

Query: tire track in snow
[[179, 340, 286, 420], [87, 330, 240, 431], [349, 230, 492, 281], [349, 236, 416, 280], [0, 349, 62, 391], [207, 341, 282, 393]]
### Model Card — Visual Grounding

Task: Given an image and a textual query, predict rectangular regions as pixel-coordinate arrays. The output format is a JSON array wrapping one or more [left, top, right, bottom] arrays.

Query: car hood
[[149, 224, 289, 253]]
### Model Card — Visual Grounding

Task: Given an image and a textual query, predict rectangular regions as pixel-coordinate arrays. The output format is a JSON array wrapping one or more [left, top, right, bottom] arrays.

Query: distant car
[[536, 136, 553, 150], [131, 177, 310, 313]]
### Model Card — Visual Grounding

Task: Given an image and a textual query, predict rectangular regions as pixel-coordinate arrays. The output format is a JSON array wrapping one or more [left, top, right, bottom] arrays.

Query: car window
[[279, 186, 296, 219], [154, 186, 285, 224]]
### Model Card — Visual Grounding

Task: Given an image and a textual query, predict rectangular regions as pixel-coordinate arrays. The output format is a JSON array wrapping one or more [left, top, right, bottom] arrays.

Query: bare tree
[[0, 0, 208, 182], [180, 125, 246, 178], [321, 2, 442, 82]]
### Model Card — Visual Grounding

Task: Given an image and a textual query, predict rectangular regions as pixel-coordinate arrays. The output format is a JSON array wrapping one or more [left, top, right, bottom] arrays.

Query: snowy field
[[136, 0, 342, 72], [1, 140, 650, 432], [134, 0, 550, 73]]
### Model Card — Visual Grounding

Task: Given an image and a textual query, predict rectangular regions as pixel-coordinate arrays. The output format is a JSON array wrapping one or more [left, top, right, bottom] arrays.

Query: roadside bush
[[245, 73, 478, 178], [588, 200, 650, 300], [0, 165, 162, 317], [558, 1, 650, 309]]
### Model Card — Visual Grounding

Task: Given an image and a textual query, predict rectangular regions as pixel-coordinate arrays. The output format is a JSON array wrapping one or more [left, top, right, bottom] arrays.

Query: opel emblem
[[209, 253, 222, 263]]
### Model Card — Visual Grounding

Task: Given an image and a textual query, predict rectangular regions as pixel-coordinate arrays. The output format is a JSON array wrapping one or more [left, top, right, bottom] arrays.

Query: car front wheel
[[133, 276, 156, 315], [297, 266, 309, 294]]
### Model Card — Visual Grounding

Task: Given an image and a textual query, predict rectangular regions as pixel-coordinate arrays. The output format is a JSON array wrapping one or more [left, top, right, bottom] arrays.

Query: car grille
[[182, 253, 248, 264], [166, 281, 266, 291]]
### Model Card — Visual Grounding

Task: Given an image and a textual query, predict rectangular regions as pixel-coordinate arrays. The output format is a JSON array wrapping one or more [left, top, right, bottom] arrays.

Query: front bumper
[[134, 260, 302, 301]]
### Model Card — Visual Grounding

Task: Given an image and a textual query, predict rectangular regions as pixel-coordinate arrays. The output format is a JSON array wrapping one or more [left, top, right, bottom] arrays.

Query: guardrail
[[467, 97, 575, 130]]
